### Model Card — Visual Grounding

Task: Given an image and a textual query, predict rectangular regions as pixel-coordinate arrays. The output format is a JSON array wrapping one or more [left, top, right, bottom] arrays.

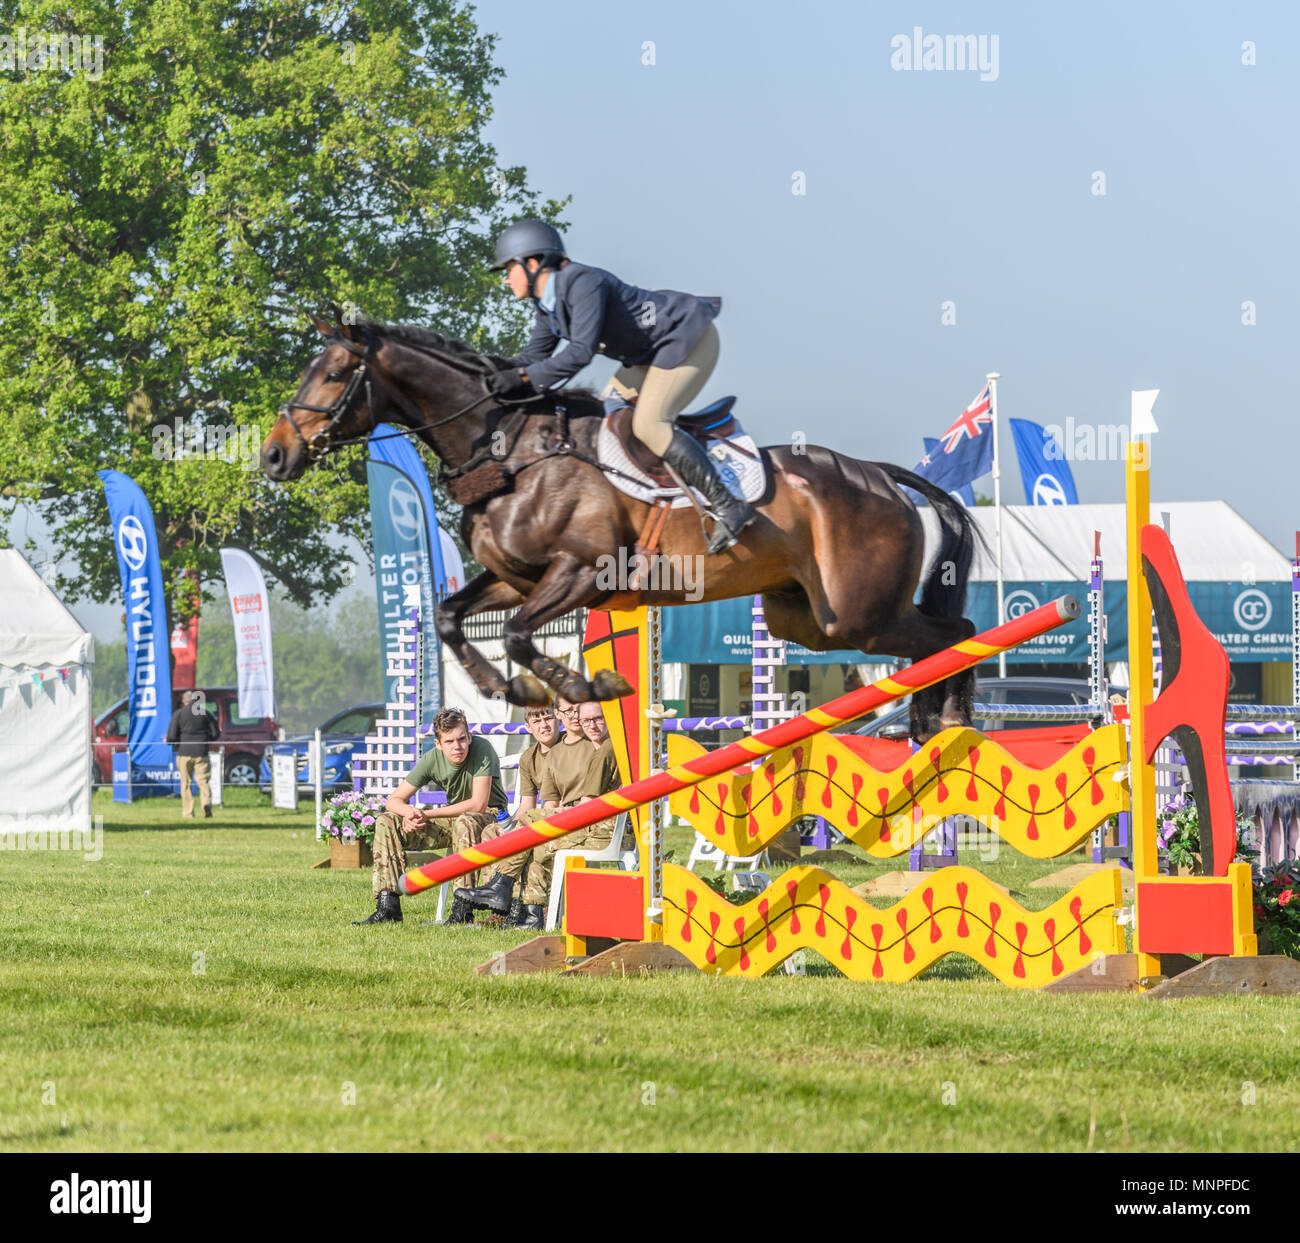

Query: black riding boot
[[353, 889, 402, 924], [454, 872, 514, 914], [661, 428, 756, 554]]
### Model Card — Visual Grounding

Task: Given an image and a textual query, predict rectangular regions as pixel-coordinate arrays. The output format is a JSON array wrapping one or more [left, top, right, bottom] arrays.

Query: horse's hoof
[[591, 670, 633, 701], [937, 715, 970, 733], [506, 673, 551, 707], [556, 675, 595, 703]]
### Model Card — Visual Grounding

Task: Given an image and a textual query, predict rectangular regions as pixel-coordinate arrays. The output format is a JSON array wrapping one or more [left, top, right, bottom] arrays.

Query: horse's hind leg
[[433, 571, 526, 703], [502, 553, 632, 704], [865, 610, 977, 741]]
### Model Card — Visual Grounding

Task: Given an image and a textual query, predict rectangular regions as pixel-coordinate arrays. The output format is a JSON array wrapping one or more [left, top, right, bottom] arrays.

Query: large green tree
[[0, 0, 557, 614]]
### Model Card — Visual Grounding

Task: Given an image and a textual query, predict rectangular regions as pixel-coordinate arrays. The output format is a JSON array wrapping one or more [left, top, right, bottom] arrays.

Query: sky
[[18, 0, 1300, 636]]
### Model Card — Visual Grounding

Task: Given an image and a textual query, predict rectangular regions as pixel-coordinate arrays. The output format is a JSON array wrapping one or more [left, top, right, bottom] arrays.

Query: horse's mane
[[362, 318, 606, 415]]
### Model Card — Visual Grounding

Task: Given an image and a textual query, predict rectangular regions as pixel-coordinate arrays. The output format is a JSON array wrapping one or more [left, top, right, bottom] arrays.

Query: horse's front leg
[[502, 553, 633, 704], [433, 571, 527, 703]]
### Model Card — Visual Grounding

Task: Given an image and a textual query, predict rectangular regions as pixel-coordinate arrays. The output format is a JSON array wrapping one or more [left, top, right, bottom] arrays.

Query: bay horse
[[261, 314, 980, 741]]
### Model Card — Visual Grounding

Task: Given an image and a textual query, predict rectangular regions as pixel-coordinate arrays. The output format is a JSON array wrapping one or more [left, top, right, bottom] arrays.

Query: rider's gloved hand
[[487, 367, 535, 399]]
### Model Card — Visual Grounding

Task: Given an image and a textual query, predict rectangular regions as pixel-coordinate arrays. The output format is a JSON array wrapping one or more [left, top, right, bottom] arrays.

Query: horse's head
[[261, 313, 381, 482]]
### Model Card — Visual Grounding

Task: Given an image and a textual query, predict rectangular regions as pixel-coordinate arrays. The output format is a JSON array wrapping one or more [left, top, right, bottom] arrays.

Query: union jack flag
[[938, 384, 992, 454]]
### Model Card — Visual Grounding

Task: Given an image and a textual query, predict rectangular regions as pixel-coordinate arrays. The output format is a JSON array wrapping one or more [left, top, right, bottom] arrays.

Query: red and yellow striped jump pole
[[397, 595, 1082, 897]]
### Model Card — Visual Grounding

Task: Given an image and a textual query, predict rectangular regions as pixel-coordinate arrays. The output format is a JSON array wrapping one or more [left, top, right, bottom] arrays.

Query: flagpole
[[987, 372, 1006, 677]]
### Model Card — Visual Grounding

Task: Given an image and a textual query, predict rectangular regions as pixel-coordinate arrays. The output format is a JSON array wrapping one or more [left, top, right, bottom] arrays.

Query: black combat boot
[[444, 895, 474, 925], [661, 427, 756, 554], [508, 897, 524, 926], [454, 872, 514, 914], [518, 904, 545, 931], [353, 889, 402, 924]]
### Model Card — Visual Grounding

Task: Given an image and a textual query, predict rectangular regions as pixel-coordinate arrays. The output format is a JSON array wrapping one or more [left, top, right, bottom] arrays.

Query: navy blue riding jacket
[[507, 261, 720, 391]]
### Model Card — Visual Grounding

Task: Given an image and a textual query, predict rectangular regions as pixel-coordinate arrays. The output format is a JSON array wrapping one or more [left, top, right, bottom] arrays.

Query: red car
[[93, 687, 279, 787]]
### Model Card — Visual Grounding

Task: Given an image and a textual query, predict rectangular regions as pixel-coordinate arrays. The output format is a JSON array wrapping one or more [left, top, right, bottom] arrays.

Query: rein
[[281, 326, 650, 496], [279, 328, 546, 462]]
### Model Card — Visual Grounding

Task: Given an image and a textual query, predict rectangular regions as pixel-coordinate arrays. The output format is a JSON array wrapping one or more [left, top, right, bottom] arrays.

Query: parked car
[[854, 676, 1096, 739], [260, 703, 386, 792], [92, 688, 279, 786]]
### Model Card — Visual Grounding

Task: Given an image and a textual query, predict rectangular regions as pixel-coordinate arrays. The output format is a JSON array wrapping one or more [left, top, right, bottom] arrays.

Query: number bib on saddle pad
[[596, 398, 768, 509]]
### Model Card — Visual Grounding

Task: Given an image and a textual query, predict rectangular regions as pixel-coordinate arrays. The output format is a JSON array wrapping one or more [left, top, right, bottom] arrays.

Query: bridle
[[277, 327, 544, 462], [278, 329, 379, 462]]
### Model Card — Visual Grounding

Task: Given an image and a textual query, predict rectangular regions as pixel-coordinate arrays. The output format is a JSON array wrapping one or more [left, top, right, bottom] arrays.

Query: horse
[[261, 313, 980, 741]]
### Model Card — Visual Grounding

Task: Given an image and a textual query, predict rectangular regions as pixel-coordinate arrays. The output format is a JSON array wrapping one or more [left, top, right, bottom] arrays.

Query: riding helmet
[[491, 219, 566, 271]]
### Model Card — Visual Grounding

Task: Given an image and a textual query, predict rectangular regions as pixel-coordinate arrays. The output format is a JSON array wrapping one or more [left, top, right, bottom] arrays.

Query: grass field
[[0, 788, 1296, 1153]]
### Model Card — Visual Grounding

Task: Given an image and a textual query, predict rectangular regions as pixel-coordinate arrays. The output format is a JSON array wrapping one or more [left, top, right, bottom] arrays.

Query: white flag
[[219, 548, 275, 720]]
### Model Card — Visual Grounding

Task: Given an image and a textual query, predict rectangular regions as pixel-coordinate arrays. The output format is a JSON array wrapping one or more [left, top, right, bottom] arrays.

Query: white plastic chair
[[545, 812, 636, 932], [685, 831, 769, 873]]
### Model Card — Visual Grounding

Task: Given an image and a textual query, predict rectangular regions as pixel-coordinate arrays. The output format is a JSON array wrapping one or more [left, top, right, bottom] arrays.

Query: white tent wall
[[919, 502, 1290, 583], [0, 551, 94, 836]]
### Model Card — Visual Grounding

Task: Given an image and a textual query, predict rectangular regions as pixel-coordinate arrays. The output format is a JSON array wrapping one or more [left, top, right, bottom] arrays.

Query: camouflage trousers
[[514, 807, 617, 908], [371, 809, 500, 898]]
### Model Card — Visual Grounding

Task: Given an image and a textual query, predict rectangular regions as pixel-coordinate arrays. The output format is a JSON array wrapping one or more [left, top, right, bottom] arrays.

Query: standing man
[[165, 691, 220, 821], [456, 702, 560, 923], [354, 707, 506, 926]]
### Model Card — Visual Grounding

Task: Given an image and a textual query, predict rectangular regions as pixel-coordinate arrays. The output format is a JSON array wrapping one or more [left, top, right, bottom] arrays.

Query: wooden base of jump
[[1141, 954, 1300, 999], [853, 870, 1012, 900], [1039, 953, 1198, 993], [473, 935, 566, 976], [1039, 953, 1300, 996], [1030, 861, 1135, 899], [473, 936, 698, 978], [561, 941, 697, 977]]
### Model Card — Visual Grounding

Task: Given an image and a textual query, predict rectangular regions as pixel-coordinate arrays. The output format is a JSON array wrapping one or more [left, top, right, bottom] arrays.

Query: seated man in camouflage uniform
[[476, 699, 622, 927], [456, 701, 560, 926], [457, 693, 612, 926], [354, 707, 506, 926]]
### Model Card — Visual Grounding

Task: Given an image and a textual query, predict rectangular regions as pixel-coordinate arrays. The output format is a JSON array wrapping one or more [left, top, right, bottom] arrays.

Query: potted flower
[[1157, 789, 1257, 876], [1253, 863, 1300, 958], [320, 790, 386, 869]]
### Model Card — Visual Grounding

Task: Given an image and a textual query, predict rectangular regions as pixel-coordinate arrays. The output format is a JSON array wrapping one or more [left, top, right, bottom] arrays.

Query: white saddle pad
[[596, 420, 768, 509]]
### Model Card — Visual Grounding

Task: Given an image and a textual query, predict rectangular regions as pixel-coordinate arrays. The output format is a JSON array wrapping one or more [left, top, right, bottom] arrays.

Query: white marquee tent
[[0, 550, 95, 835], [920, 502, 1290, 583]]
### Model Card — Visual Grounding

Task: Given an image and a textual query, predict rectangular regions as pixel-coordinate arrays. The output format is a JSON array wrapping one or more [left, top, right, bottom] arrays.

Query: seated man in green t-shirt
[[353, 707, 507, 926]]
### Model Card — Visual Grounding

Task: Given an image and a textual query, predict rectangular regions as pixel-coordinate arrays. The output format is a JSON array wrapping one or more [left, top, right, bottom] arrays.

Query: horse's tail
[[881, 464, 979, 621]]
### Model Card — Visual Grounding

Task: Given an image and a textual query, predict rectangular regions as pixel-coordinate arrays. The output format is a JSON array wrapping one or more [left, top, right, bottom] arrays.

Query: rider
[[486, 219, 756, 554]]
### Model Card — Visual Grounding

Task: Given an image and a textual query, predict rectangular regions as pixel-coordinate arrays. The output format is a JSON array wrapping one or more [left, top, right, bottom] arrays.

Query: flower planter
[[330, 840, 373, 870], [1169, 853, 1202, 877]]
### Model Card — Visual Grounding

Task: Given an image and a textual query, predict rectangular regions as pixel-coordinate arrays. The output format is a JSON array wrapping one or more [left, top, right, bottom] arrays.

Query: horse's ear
[[331, 302, 365, 343], [306, 310, 332, 338]]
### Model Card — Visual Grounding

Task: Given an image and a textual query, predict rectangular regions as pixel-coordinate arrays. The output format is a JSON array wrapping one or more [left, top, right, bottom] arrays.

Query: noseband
[[278, 330, 376, 461]]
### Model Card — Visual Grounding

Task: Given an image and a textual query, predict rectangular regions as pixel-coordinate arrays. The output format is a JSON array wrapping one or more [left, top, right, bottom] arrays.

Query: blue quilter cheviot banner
[[366, 425, 448, 724], [98, 469, 174, 769]]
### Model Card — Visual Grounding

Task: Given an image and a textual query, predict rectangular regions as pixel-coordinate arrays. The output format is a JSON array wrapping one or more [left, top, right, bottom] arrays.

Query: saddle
[[605, 397, 741, 487]]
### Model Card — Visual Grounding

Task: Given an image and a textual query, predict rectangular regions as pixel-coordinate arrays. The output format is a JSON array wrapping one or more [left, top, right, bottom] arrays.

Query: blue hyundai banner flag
[[97, 469, 173, 769], [912, 384, 994, 495], [367, 427, 448, 725], [1010, 418, 1078, 506]]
